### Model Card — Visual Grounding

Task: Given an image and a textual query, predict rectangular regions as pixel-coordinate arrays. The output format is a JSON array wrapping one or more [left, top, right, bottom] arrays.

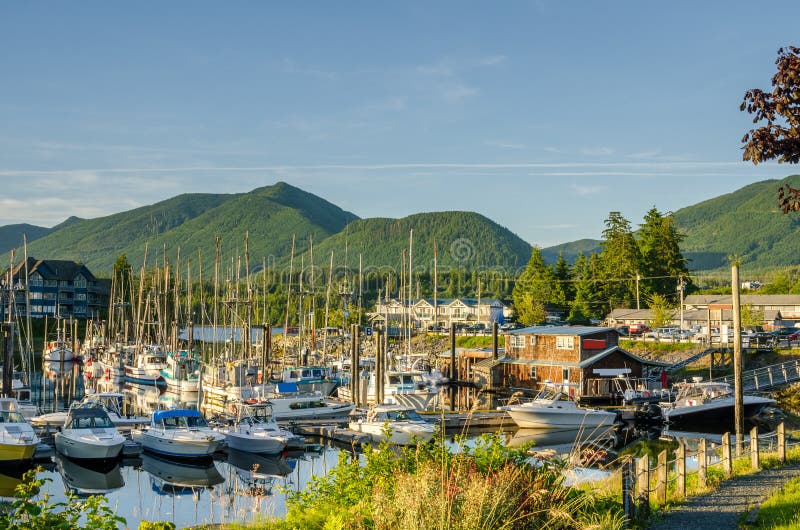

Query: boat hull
[[663, 396, 776, 432], [225, 432, 287, 454], [55, 432, 124, 460], [504, 407, 617, 430], [138, 431, 223, 458], [0, 442, 36, 462], [349, 421, 436, 445]]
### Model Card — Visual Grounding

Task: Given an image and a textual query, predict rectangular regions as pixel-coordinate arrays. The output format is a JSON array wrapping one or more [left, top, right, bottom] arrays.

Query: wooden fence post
[[698, 437, 707, 489], [637, 456, 650, 518], [622, 457, 636, 527], [722, 432, 733, 477], [778, 422, 786, 464], [751, 426, 760, 471], [676, 444, 686, 500], [656, 450, 667, 507]]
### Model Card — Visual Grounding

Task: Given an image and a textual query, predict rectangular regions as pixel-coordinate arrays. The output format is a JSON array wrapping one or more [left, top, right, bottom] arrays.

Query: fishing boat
[[43, 338, 75, 363], [337, 369, 439, 410], [252, 383, 355, 421], [278, 365, 340, 396], [134, 409, 224, 458], [660, 379, 776, 431], [221, 402, 293, 455], [54, 406, 126, 460], [499, 383, 618, 430], [0, 398, 40, 462], [160, 350, 200, 392], [348, 403, 437, 445], [124, 345, 167, 385]]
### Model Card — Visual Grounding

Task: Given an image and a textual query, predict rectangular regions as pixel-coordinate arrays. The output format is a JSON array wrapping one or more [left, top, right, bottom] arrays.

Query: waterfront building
[[371, 297, 511, 331], [0, 257, 108, 320]]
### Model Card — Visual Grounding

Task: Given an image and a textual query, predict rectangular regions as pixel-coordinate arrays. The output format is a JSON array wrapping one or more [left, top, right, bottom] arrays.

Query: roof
[[8, 257, 96, 283], [509, 325, 612, 336], [578, 346, 668, 368], [685, 294, 800, 306], [153, 409, 203, 422]]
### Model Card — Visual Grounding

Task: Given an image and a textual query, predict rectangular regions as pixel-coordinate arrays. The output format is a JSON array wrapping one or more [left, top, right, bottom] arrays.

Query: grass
[[744, 476, 800, 529]]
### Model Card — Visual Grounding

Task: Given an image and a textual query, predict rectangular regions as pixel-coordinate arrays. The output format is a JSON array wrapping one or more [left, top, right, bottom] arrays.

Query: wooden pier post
[[750, 426, 760, 470], [450, 322, 456, 412], [778, 422, 786, 464], [375, 327, 384, 405], [698, 438, 708, 489], [676, 444, 686, 500], [656, 450, 667, 507], [621, 457, 636, 525], [492, 321, 499, 360], [722, 432, 733, 477]]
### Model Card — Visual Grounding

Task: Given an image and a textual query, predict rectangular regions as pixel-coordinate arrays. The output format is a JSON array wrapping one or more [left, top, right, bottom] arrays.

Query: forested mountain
[[540, 239, 601, 264], [0, 223, 52, 254], [302, 211, 532, 272], [4, 182, 358, 274]]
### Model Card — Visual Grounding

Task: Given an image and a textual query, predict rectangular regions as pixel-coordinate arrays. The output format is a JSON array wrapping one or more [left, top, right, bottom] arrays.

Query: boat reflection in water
[[55, 453, 124, 497], [508, 427, 620, 473], [226, 448, 295, 497], [0, 462, 33, 497], [142, 453, 224, 495]]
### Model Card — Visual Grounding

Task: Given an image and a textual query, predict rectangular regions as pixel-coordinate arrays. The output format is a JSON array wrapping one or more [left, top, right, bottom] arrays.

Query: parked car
[[645, 326, 679, 339], [628, 324, 650, 336], [499, 322, 522, 331]]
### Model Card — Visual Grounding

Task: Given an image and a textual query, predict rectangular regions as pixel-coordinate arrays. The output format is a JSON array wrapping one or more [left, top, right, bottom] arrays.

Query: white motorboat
[[252, 384, 355, 421], [499, 384, 618, 430], [124, 346, 167, 385], [221, 402, 293, 455], [349, 403, 437, 445], [134, 409, 224, 458], [660, 380, 776, 430], [54, 406, 126, 460], [32, 391, 150, 428], [0, 398, 40, 462]]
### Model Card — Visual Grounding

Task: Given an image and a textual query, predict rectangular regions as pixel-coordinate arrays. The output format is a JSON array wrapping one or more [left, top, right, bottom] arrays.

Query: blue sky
[[1, 1, 797, 247]]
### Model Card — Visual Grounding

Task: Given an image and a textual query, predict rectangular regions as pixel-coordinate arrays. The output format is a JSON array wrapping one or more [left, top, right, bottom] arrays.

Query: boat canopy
[[153, 409, 203, 422]]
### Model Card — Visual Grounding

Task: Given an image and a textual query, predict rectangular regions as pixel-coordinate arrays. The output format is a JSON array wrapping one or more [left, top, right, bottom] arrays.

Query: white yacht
[[221, 402, 293, 455], [499, 384, 618, 430], [134, 409, 224, 458], [124, 345, 167, 385], [0, 398, 40, 462], [661, 379, 776, 430], [337, 370, 439, 410], [349, 403, 437, 445], [54, 406, 126, 460]]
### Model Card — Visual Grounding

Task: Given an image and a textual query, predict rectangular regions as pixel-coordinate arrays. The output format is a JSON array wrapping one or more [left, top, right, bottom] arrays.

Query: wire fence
[[620, 422, 797, 527]]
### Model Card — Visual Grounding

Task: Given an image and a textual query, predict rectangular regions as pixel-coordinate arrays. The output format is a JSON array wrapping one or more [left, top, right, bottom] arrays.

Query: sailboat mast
[[282, 235, 295, 372], [408, 229, 413, 357]]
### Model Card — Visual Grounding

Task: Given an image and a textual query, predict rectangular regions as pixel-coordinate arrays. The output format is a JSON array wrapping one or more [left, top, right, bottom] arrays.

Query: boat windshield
[[676, 383, 731, 401], [243, 406, 274, 424], [534, 386, 569, 402], [375, 409, 424, 422], [69, 415, 114, 429], [0, 410, 26, 423], [162, 415, 209, 429]]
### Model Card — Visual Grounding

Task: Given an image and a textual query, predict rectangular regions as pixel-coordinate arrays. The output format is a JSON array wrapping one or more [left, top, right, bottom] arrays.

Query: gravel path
[[647, 463, 800, 529]]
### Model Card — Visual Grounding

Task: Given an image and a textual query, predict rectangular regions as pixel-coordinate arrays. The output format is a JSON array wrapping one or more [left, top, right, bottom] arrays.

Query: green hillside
[[9, 182, 359, 275], [673, 176, 800, 272], [303, 211, 532, 272], [540, 238, 601, 264], [0, 223, 53, 255]]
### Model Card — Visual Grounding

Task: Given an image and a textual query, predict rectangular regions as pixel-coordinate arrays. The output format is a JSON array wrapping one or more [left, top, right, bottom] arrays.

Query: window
[[29, 274, 43, 287], [530, 366, 537, 379], [556, 336, 574, 350], [75, 293, 86, 301], [510, 335, 525, 349], [529, 336, 537, 346], [562, 368, 571, 381], [74, 276, 87, 288]]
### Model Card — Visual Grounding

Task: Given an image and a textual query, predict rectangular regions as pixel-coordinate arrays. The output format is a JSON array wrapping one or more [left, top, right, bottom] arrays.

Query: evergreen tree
[[554, 252, 574, 303], [512, 247, 560, 325], [598, 212, 641, 312], [637, 207, 690, 298], [568, 253, 602, 324]]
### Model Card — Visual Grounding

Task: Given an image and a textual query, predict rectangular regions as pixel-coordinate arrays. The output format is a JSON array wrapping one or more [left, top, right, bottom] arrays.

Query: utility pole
[[732, 261, 744, 455], [678, 276, 686, 330], [635, 273, 641, 310]]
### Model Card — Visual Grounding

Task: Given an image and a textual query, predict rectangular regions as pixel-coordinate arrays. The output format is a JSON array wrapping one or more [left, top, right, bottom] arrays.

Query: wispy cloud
[[581, 146, 615, 156], [570, 183, 606, 196], [441, 83, 478, 102], [281, 58, 338, 80], [485, 140, 526, 150], [626, 149, 662, 159]]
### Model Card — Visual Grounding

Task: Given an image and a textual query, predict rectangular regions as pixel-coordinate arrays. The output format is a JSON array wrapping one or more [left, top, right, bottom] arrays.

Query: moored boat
[[54, 406, 126, 460], [134, 409, 224, 458], [348, 403, 437, 445], [0, 398, 40, 462], [221, 402, 292, 455], [499, 383, 618, 430]]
